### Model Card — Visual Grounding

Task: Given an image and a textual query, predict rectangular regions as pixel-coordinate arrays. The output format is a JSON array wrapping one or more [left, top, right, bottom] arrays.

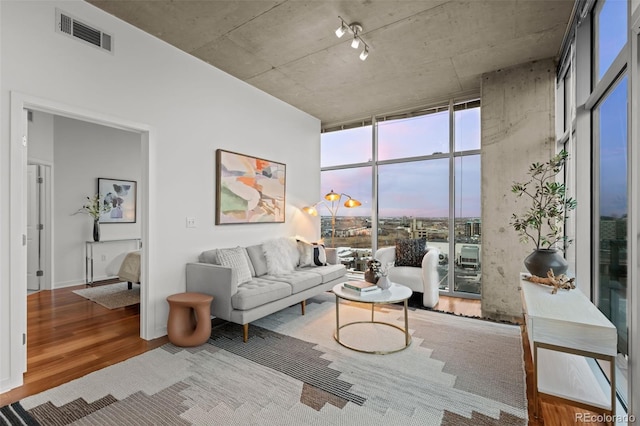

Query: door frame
[[9, 91, 154, 390]]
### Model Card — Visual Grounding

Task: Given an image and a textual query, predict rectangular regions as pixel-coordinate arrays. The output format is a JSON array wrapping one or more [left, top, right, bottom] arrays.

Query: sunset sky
[[321, 108, 480, 218]]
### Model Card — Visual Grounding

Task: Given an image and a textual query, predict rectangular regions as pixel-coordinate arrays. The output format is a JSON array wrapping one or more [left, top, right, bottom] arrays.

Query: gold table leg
[[333, 293, 412, 354], [404, 299, 409, 346], [335, 294, 340, 342]]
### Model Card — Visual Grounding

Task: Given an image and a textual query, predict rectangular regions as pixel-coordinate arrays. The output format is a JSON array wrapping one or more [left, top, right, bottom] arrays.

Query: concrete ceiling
[[87, 0, 575, 127]]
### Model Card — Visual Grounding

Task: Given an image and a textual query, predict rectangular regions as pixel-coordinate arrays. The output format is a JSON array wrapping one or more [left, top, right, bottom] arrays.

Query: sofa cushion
[[246, 244, 267, 276], [301, 264, 346, 283], [266, 270, 323, 293], [263, 238, 296, 275], [231, 278, 292, 311], [395, 238, 427, 267], [199, 247, 256, 277], [217, 247, 252, 285]]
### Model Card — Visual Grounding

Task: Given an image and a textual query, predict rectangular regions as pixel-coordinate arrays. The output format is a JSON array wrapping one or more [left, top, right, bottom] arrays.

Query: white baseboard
[[53, 279, 87, 289]]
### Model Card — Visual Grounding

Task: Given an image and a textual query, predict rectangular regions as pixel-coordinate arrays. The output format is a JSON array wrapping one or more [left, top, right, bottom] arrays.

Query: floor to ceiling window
[[319, 126, 373, 272], [320, 100, 481, 297], [557, 0, 630, 408], [593, 0, 628, 406], [453, 106, 481, 294], [595, 75, 628, 405]]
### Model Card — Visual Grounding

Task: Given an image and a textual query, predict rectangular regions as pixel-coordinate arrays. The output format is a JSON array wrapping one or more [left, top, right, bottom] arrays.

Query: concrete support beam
[[480, 59, 556, 321]]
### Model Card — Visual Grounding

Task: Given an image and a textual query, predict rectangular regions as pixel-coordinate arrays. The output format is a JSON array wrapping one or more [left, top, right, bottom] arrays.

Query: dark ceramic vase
[[524, 248, 568, 277], [93, 219, 100, 242], [364, 269, 379, 284]]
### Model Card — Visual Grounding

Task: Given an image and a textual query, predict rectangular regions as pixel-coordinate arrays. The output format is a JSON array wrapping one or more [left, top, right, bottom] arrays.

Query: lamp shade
[[324, 190, 340, 202], [302, 205, 318, 216], [344, 197, 361, 208], [335, 23, 346, 38], [351, 37, 360, 49]]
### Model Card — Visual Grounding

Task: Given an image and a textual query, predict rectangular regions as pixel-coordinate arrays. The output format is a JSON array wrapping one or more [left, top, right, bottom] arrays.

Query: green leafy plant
[[79, 193, 111, 220], [510, 150, 577, 251]]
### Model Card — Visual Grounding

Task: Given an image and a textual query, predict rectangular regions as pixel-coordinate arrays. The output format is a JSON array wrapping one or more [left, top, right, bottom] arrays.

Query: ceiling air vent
[[55, 9, 113, 53]]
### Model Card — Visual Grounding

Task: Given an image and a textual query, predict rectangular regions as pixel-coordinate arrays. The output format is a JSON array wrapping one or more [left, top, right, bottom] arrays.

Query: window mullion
[[448, 99, 455, 295], [372, 116, 378, 254]]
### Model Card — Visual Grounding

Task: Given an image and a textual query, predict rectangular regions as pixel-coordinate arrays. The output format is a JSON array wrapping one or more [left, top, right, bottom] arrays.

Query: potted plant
[[78, 194, 111, 242], [510, 150, 577, 277]]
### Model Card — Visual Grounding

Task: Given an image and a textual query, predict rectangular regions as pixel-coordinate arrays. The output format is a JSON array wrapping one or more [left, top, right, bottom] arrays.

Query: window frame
[[320, 98, 482, 299]]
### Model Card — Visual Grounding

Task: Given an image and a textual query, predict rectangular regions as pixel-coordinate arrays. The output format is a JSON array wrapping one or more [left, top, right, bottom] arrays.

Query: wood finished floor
[[0, 281, 168, 407], [0, 287, 606, 425]]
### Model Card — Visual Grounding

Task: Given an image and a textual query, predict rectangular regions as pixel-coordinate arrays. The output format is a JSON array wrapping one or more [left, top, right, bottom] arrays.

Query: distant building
[[410, 217, 448, 241], [335, 227, 371, 237], [465, 220, 481, 237], [600, 219, 617, 241], [599, 217, 627, 250]]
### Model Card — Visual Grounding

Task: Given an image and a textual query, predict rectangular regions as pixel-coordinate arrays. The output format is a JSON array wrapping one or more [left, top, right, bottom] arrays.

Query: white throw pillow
[[297, 240, 326, 267], [284, 237, 300, 268], [297, 240, 314, 267], [217, 247, 252, 285], [262, 238, 295, 275]]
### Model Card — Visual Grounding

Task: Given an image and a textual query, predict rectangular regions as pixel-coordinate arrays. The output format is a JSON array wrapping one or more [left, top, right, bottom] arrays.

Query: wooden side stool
[[166, 292, 214, 347]]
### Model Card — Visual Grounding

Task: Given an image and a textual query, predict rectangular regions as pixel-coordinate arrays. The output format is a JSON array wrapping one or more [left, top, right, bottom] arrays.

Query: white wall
[[0, 0, 321, 392], [54, 116, 142, 286]]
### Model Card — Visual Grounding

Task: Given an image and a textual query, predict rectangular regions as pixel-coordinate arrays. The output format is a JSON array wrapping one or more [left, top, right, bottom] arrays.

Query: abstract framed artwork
[[98, 178, 137, 223], [216, 149, 286, 224]]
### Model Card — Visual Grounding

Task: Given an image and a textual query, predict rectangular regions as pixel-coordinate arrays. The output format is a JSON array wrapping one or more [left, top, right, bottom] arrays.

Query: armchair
[[374, 246, 440, 308]]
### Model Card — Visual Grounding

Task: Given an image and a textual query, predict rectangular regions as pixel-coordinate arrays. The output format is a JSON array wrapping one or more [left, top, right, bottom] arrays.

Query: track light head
[[335, 22, 347, 38], [359, 47, 369, 61], [351, 36, 360, 49]]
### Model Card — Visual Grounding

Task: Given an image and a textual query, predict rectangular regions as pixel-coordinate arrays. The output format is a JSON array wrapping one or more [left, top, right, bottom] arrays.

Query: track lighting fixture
[[335, 16, 370, 61]]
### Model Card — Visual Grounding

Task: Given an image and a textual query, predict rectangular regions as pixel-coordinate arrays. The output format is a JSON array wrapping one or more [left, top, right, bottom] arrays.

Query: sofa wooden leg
[[243, 324, 249, 342], [300, 300, 306, 315]]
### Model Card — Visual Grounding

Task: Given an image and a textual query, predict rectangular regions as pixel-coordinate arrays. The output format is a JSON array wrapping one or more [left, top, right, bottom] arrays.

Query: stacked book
[[342, 281, 381, 294]]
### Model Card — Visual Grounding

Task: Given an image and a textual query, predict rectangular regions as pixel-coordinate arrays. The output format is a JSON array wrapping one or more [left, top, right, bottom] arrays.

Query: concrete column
[[481, 59, 556, 321]]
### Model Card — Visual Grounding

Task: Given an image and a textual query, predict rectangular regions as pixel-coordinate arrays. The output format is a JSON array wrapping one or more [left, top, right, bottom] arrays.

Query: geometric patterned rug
[[2, 292, 527, 425]]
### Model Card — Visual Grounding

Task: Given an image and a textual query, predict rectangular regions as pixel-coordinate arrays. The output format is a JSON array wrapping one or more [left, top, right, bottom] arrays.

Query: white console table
[[85, 238, 141, 285], [520, 273, 617, 422]]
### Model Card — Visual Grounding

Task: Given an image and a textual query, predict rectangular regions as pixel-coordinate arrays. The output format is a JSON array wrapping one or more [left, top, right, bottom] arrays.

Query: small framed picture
[[98, 178, 137, 223]]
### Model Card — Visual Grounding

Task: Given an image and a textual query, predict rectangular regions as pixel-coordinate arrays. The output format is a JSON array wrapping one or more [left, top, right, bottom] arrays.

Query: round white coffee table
[[332, 282, 412, 354]]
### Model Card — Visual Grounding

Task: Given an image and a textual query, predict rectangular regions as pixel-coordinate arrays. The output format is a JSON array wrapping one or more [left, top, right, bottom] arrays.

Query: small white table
[[520, 273, 617, 423], [332, 282, 412, 354]]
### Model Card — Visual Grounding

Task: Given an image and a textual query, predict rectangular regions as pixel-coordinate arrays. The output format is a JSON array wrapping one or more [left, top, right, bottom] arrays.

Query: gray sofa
[[186, 239, 346, 342]]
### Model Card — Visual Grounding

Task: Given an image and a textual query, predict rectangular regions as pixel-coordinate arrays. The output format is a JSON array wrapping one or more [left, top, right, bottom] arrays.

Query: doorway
[[8, 92, 153, 392]]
